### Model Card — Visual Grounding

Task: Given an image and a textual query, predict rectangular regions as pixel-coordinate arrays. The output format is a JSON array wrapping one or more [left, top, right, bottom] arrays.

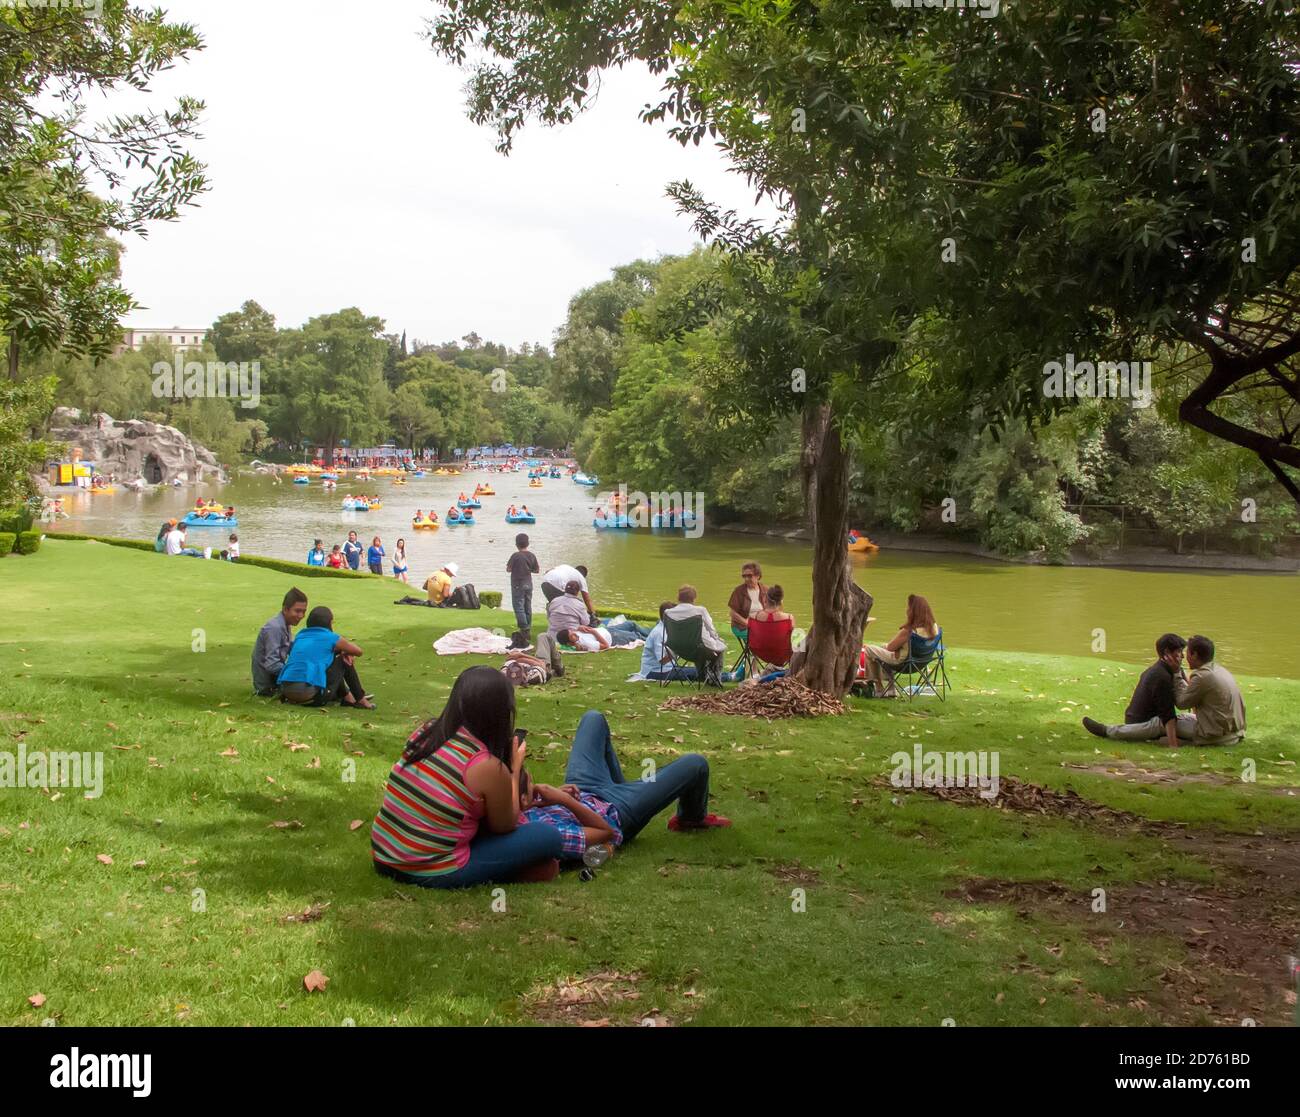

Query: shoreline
[[713, 522, 1300, 574]]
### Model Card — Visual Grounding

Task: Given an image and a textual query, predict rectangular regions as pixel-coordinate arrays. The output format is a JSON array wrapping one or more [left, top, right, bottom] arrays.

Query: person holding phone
[[370, 666, 564, 888]]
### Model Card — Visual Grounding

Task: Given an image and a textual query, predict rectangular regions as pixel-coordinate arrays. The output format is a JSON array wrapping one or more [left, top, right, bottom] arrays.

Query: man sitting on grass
[[1174, 634, 1246, 746], [252, 587, 308, 697], [1083, 632, 1246, 747], [1082, 633, 1195, 747]]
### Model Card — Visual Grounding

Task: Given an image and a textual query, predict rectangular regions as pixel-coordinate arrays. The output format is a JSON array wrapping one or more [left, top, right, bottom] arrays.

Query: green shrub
[[44, 532, 156, 552], [238, 554, 370, 579], [0, 533, 15, 557], [0, 507, 34, 535], [480, 590, 503, 609], [15, 531, 42, 555]]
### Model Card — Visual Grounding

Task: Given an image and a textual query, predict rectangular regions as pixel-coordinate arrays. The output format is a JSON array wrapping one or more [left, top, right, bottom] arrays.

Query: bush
[[0, 507, 34, 535], [0, 532, 15, 557], [238, 554, 371, 580], [480, 591, 503, 609], [15, 531, 42, 555]]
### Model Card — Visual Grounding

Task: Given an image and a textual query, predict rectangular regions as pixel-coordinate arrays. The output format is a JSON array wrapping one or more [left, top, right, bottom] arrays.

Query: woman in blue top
[[307, 539, 326, 567], [278, 606, 376, 709], [367, 535, 385, 575]]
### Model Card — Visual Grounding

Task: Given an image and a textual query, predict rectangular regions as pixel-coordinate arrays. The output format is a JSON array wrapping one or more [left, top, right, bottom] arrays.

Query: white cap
[[444, 562, 459, 576]]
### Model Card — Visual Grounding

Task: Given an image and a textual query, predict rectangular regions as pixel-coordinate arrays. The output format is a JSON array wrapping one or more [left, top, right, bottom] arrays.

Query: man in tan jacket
[[1173, 634, 1247, 746]]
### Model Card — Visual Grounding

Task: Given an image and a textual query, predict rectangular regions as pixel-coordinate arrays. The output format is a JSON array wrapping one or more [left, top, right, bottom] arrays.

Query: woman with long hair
[[371, 665, 563, 888], [277, 605, 374, 709], [861, 594, 939, 697]]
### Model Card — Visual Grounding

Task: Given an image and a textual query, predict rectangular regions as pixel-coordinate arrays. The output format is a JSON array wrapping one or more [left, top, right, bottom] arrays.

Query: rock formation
[[46, 408, 222, 485]]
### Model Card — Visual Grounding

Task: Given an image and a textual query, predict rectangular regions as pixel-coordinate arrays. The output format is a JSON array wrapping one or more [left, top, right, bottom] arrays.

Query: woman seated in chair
[[726, 560, 768, 652], [751, 584, 793, 626], [862, 594, 939, 697]]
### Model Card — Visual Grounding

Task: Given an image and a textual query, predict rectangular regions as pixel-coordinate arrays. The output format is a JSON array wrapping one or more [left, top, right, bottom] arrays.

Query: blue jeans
[[605, 620, 650, 646], [511, 583, 533, 632], [374, 823, 563, 889], [563, 710, 710, 841]]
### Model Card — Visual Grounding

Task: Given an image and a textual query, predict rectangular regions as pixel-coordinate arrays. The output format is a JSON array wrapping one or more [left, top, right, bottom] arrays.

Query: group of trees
[[23, 300, 580, 464], [429, 0, 1300, 694], [546, 250, 1299, 559], [4, 1, 1298, 700]]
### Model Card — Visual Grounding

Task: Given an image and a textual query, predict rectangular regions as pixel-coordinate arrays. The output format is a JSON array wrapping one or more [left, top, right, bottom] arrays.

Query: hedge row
[[15, 531, 42, 555], [44, 532, 370, 579], [0, 533, 15, 557]]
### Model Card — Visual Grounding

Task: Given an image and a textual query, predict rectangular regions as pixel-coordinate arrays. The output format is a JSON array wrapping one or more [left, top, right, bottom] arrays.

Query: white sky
[[97, 0, 772, 350]]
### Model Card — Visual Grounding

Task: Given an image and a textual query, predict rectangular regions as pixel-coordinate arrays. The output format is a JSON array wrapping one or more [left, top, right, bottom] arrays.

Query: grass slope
[[1, 540, 1297, 1026]]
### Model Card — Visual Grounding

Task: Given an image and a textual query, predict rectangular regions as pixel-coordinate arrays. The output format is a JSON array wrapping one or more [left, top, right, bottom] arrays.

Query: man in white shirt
[[541, 563, 595, 620], [164, 525, 186, 556], [663, 585, 726, 684]]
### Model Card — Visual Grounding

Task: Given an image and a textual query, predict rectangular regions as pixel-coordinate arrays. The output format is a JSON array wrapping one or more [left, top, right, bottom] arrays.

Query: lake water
[[44, 470, 1300, 677]]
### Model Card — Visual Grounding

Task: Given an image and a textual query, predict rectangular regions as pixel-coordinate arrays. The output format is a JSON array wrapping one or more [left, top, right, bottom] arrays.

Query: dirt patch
[[765, 861, 822, 886], [1067, 760, 1300, 798], [522, 970, 671, 1027], [947, 877, 1298, 1026], [882, 774, 1300, 890], [661, 678, 845, 719]]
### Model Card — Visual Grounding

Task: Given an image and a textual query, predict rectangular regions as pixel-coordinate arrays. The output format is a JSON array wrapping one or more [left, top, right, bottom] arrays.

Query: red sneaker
[[668, 813, 732, 832]]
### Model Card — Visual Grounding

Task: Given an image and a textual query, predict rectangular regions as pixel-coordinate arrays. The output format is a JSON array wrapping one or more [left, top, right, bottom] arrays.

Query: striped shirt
[[371, 728, 492, 877]]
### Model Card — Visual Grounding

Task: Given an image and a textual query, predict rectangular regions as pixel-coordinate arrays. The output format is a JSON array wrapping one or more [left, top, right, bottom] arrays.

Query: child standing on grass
[[392, 538, 409, 583], [367, 535, 385, 576]]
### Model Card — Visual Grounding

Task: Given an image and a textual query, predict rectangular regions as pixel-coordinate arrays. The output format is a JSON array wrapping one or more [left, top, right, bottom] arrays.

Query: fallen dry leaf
[[349, 819, 365, 831], [220, 747, 239, 758], [96, 853, 113, 865], [268, 820, 304, 830], [303, 969, 329, 993], [28, 993, 46, 1008]]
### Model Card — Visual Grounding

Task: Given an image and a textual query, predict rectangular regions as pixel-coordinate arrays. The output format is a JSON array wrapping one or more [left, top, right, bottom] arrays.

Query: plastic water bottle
[[579, 842, 612, 882]]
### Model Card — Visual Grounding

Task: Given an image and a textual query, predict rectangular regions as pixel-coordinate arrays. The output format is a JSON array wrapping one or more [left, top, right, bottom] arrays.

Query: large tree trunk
[[795, 402, 873, 696], [7, 333, 18, 380]]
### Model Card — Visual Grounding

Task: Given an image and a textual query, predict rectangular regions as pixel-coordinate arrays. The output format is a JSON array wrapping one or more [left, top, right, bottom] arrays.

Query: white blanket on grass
[[433, 628, 513, 655]]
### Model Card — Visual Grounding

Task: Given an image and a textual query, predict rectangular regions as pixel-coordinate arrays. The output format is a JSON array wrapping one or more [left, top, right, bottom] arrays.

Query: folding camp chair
[[746, 616, 794, 679], [660, 613, 708, 688], [730, 626, 757, 679], [884, 627, 950, 701]]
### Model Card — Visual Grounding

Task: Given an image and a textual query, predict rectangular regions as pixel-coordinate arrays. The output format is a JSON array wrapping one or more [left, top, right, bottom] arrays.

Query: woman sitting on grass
[[277, 605, 376, 709], [861, 593, 938, 698], [371, 666, 564, 888]]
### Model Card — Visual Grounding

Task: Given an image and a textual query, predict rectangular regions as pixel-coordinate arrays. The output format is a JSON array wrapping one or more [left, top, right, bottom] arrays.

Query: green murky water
[[44, 470, 1299, 677]]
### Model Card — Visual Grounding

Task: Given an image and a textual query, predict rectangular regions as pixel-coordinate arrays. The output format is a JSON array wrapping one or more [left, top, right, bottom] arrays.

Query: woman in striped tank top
[[372, 665, 564, 887]]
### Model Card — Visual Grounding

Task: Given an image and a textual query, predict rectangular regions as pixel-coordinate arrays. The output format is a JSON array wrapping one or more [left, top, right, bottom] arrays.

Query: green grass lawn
[[2, 540, 1297, 1026]]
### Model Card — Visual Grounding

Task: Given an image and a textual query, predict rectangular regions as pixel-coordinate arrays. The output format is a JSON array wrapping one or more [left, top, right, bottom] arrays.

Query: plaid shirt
[[521, 793, 622, 859]]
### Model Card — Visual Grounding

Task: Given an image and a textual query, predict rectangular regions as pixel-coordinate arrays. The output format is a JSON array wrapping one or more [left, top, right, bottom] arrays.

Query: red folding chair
[[746, 616, 794, 677]]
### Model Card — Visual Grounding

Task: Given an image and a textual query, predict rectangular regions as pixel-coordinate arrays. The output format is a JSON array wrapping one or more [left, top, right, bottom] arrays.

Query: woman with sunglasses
[[726, 560, 769, 653]]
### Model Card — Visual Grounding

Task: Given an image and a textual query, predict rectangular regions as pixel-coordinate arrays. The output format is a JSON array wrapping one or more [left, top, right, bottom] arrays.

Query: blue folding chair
[[885, 628, 951, 701]]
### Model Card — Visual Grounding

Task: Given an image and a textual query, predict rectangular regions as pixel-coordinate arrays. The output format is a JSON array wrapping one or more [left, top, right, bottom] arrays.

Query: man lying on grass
[[517, 768, 622, 862]]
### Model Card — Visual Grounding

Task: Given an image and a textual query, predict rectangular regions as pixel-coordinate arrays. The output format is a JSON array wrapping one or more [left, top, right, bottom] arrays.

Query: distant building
[[115, 327, 209, 355]]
